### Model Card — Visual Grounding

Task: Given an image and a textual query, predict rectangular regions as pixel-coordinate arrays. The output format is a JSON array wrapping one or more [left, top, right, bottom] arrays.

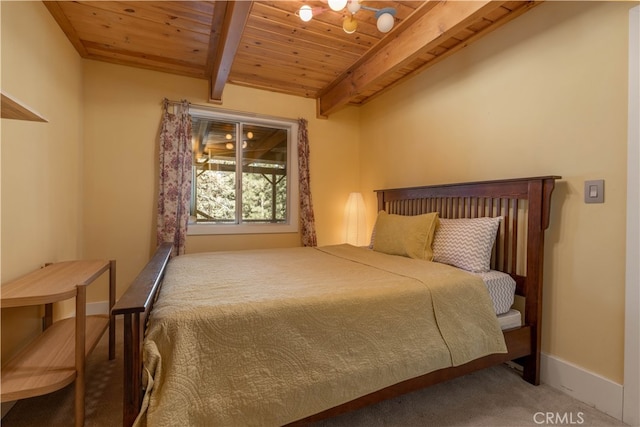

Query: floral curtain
[[297, 118, 318, 247], [157, 99, 192, 256]]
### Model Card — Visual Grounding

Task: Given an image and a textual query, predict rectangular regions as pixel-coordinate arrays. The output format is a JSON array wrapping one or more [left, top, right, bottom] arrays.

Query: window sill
[[187, 223, 298, 236]]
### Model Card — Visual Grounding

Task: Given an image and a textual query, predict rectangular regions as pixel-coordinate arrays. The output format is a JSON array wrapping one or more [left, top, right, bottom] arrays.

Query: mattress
[[497, 309, 521, 330], [470, 270, 516, 315]]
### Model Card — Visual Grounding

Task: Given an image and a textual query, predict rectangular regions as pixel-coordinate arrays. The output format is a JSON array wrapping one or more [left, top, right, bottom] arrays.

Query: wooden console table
[[1, 260, 116, 427]]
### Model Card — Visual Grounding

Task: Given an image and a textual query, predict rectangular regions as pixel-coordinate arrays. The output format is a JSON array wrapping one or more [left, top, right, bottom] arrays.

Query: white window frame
[[187, 106, 299, 236]]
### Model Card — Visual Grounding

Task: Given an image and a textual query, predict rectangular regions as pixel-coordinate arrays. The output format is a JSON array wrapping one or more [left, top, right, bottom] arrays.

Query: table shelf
[[1, 315, 109, 401], [0, 260, 115, 427]]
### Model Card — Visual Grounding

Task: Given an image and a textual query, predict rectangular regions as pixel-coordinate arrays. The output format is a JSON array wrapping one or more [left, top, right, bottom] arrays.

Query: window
[[188, 107, 298, 235]]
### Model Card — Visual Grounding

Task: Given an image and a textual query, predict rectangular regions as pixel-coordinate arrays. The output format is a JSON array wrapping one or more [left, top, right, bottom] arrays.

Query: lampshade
[[328, 0, 347, 12], [344, 192, 367, 246], [347, 0, 361, 14], [343, 16, 358, 34], [298, 5, 313, 22], [376, 11, 395, 33]]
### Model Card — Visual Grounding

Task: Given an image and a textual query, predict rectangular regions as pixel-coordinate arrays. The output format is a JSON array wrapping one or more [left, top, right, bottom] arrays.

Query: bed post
[[377, 192, 385, 212], [522, 177, 557, 385], [120, 312, 143, 426]]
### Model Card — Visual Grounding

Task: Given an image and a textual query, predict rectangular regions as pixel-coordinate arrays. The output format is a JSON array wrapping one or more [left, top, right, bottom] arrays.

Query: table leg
[[75, 286, 86, 427], [108, 260, 116, 360]]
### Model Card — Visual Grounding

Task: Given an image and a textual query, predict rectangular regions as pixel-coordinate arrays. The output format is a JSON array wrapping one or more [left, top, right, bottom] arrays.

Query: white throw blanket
[[136, 245, 506, 426]]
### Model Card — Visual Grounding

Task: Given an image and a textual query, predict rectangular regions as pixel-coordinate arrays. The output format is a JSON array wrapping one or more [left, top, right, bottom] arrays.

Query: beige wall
[[82, 62, 360, 301], [1, 2, 84, 360], [360, 1, 635, 384]]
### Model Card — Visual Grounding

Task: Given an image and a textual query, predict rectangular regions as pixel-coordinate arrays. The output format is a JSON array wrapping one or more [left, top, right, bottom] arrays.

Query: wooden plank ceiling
[[44, 1, 540, 117]]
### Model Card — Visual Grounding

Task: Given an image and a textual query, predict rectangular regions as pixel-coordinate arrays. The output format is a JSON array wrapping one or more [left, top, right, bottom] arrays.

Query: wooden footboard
[[111, 242, 173, 427], [112, 176, 559, 426]]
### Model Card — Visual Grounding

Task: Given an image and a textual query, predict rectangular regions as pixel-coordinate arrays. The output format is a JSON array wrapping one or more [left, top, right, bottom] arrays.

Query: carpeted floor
[[1, 320, 628, 427]]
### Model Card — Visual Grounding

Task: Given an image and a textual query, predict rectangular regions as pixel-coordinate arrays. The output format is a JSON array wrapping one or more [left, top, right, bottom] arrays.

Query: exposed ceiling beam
[[317, 0, 508, 118], [208, 1, 253, 104]]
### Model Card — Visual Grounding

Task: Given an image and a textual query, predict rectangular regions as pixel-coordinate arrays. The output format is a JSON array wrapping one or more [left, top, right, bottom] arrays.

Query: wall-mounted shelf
[[1, 92, 47, 122]]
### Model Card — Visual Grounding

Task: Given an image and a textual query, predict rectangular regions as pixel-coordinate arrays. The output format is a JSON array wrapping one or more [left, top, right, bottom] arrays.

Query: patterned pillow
[[432, 217, 502, 272]]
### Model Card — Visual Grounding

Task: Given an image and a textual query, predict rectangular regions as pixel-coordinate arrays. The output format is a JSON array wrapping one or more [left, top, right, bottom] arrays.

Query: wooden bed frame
[[112, 175, 560, 426]]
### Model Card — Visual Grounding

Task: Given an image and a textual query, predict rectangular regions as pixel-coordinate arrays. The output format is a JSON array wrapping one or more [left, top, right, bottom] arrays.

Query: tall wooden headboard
[[375, 176, 560, 384]]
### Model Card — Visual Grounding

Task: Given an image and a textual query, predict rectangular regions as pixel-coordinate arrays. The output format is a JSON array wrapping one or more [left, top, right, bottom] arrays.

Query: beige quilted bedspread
[[136, 244, 506, 427]]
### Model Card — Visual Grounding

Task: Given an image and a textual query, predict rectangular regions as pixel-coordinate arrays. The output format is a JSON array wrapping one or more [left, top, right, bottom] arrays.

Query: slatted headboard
[[375, 176, 560, 384]]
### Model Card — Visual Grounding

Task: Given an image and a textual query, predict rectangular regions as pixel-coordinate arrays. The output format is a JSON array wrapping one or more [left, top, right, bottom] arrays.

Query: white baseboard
[[540, 352, 623, 420]]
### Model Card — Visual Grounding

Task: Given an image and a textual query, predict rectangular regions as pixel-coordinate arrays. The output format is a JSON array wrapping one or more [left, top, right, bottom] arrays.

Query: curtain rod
[[163, 98, 190, 105], [163, 98, 190, 108], [163, 98, 300, 125]]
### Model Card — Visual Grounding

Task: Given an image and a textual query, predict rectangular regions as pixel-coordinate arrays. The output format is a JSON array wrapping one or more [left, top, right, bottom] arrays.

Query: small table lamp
[[344, 192, 367, 246]]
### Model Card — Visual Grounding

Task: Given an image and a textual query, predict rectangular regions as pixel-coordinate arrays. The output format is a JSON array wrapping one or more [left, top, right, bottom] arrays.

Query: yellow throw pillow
[[372, 211, 439, 260]]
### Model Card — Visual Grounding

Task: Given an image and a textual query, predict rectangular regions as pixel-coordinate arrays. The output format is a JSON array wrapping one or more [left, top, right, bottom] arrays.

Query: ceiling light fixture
[[328, 0, 347, 11], [296, 0, 397, 35], [297, 5, 315, 21]]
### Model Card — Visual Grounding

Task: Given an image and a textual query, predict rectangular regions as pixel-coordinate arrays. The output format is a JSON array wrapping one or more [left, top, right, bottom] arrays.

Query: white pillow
[[432, 217, 502, 273]]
